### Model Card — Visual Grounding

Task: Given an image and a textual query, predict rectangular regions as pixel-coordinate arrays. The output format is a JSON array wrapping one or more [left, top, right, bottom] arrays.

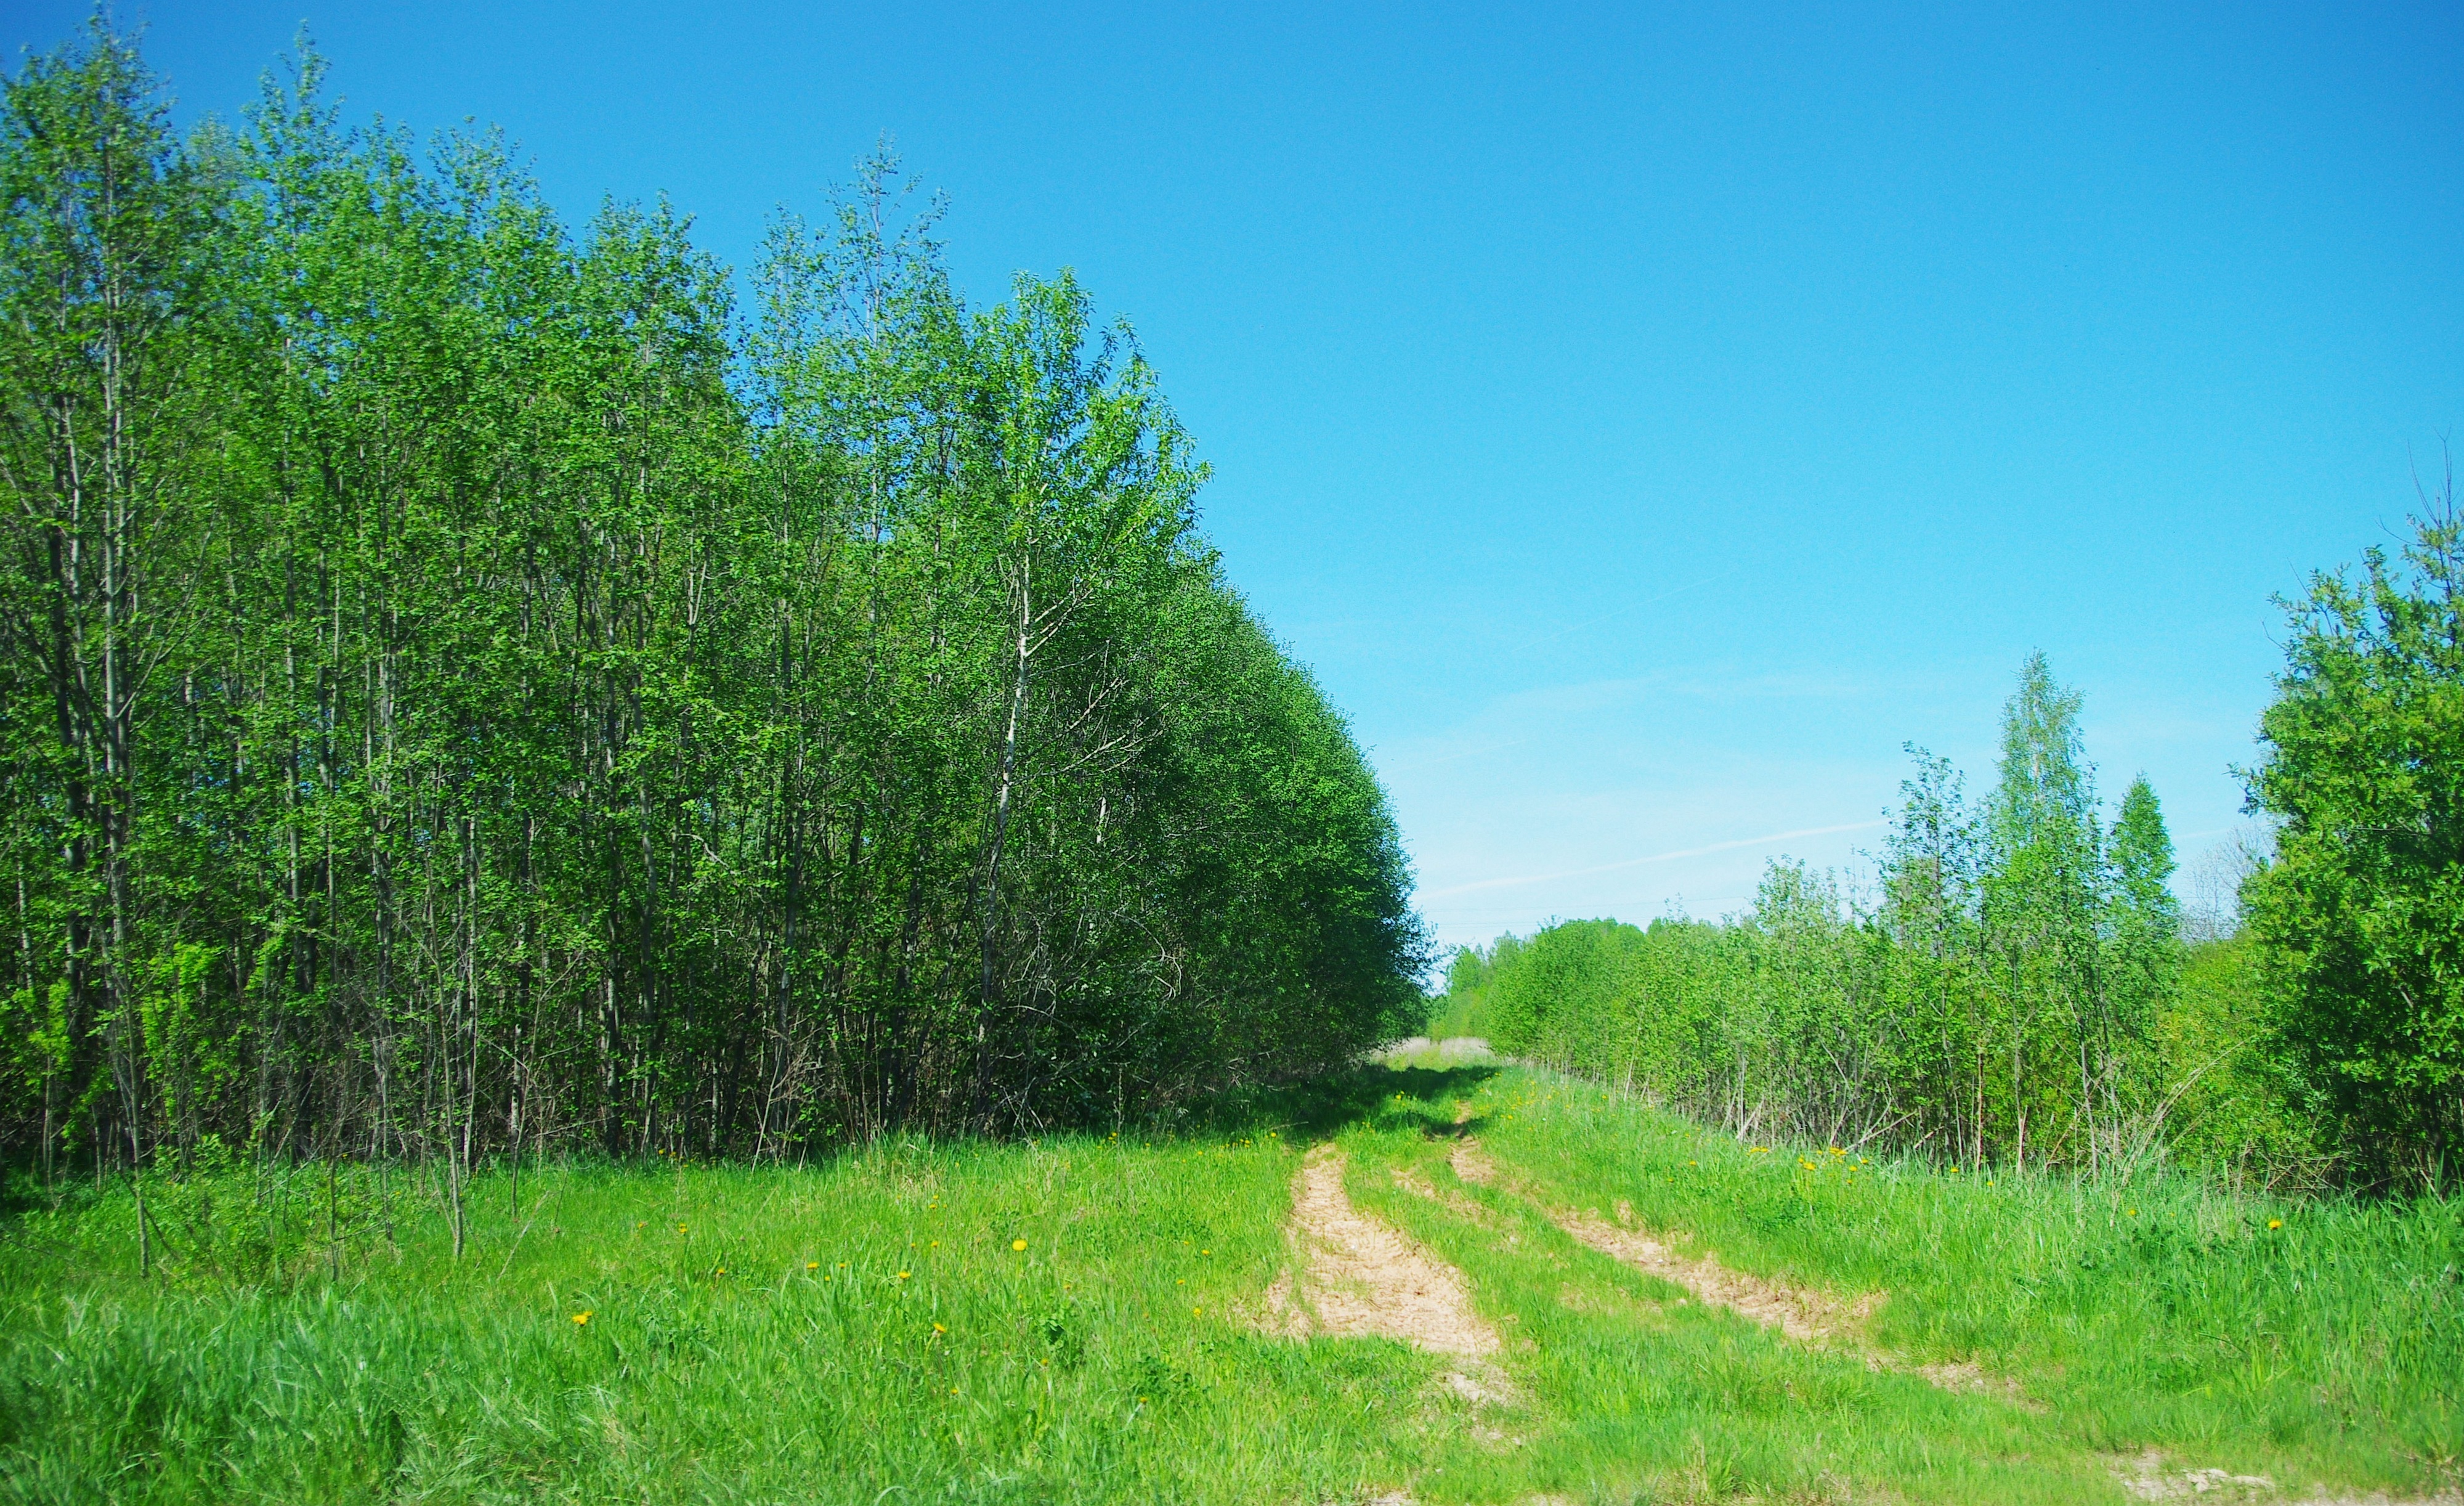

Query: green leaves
[[0, 31, 1425, 1176], [2244, 482, 2464, 1178], [1464, 658, 2200, 1173]]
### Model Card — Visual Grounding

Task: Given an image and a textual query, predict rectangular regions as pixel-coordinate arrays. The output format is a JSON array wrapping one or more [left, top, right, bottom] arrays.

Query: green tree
[[1980, 653, 2108, 1170], [0, 26, 1432, 1189], [2244, 481, 2464, 1183]]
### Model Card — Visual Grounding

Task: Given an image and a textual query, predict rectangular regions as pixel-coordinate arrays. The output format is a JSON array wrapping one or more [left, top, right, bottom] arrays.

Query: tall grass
[[0, 1124, 1445, 1503], [1437, 1068, 2462, 1492], [1, 1066, 2454, 1502]]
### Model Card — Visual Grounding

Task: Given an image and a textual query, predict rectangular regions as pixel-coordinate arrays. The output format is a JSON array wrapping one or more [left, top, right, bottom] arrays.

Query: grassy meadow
[[1, 1062, 2456, 1504]]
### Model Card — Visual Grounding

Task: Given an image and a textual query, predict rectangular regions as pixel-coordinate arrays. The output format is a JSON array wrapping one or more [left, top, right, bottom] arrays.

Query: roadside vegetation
[[1443, 490, 2462, 1194], [1, 12, 2459, 1505], [0, 20, 1425, 1205], [3, 1062, 2455, 1503]]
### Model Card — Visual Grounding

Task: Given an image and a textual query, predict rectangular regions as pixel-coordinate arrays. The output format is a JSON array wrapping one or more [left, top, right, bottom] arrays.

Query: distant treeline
[[0, 25, 1427, 1195], [1446, 505, 2463, 1191]]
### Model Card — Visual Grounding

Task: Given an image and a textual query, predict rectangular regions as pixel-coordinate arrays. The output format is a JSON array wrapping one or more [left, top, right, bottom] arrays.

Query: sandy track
[[1449, 1137, 2026, 1402], [1263, 1146, 1499, 1358]]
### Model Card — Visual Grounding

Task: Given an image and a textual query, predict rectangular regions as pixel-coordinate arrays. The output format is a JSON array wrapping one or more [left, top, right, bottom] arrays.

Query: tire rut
[[1262, 1145, 1499, 1359], [1448, 1136, 2029, 1404]]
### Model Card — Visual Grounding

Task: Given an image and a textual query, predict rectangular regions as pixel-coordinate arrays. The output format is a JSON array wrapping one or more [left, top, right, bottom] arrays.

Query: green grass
[[1, 1065, 2455, 1503]]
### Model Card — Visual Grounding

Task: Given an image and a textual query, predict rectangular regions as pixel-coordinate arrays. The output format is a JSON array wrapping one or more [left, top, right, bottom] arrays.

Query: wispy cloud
[[1422, 820, 1887, 899]]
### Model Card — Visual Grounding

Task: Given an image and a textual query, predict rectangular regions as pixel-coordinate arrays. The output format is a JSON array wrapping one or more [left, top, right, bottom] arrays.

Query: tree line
[[1449, 494, 2462, 1192], [0, 23, 1429, 1203]]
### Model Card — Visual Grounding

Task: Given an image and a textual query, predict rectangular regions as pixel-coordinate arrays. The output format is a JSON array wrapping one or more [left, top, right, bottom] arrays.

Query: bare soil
[[1263, 1146, 1499, 1359]]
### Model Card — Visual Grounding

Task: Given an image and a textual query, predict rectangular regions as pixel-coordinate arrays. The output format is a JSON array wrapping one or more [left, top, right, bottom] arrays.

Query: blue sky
[[14, 1, 2460, 956]]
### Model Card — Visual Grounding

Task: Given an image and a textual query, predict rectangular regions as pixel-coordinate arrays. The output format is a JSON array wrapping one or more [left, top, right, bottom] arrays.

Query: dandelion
[[1013, 1238, 1029, 1252], [2268, 1218, 2283, 1230], [2127, 1208, 2137, 1216], [1193, 1306, 1202, 1316], [933, 1322, 947, 1333], [896, 1271, 911, 1280], [572, 1311, 593, 1325], [808, 1261, 820, 1270]]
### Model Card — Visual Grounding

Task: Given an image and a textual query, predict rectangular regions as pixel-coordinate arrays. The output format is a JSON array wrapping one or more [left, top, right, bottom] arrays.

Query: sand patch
[[1263, 1146, 1499, 1359], [1566, 1199, 1876, 1346]]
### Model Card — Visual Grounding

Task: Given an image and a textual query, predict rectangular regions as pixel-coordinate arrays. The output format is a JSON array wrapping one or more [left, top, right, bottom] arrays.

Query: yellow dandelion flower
[[2268, 1218, 2283, 1230], [933, 1322, 947, 1333], [1192, 1305, 1202, 1316], [807, 1261, 819, 1270], [896, 1271, 910, 1280], [572, 1311, 593, 1325], [1013, 1238, 1029, 1251]]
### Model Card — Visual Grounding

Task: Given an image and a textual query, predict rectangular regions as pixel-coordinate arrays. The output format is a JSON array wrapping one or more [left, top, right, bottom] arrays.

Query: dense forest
[[0, 24, 1430, 1196], [1443, 504, 2463, 1192]]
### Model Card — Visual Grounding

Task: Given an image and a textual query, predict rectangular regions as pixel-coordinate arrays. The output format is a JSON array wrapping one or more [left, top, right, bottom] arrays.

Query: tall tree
[[1982, 653, 2106, 1170], [2244, 475, 2464, 1184]]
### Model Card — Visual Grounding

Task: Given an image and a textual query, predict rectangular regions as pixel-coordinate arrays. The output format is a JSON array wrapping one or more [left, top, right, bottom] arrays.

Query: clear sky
[[12, 1, 2461, 958]]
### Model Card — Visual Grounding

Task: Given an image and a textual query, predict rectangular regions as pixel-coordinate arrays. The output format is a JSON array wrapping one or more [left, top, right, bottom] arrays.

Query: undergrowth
[[0, 1065, 2454, 1503]]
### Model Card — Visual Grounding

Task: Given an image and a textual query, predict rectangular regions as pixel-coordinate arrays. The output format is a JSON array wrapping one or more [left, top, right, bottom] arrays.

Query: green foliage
[[2155, 936, 2324, 1191], [2, 1065, 2451, 1502], [1423, 1067, 2461, 1498], [1427, 944, 1496, 1040], [2243, 485, 2464, 1183], [0, 23, 1428, 1179], [1475, 658, 2259, 1176]]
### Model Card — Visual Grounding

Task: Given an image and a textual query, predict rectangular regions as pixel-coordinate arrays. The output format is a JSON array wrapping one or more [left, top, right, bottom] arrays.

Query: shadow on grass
[[1183, 1063, 1501, 1144]]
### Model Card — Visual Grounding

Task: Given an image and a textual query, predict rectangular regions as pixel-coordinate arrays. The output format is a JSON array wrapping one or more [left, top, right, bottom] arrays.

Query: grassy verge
[[0, 1065, 2454, 1503]]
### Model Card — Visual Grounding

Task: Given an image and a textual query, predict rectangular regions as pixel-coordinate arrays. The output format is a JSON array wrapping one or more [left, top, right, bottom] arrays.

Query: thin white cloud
[[1422, 819, 1887, 899]]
